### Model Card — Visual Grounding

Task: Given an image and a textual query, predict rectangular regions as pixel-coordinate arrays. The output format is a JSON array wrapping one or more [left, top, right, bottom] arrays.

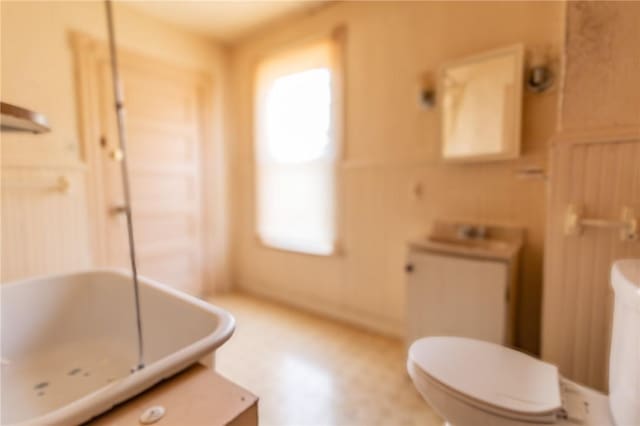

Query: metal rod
[[105, 0, 145, 371]]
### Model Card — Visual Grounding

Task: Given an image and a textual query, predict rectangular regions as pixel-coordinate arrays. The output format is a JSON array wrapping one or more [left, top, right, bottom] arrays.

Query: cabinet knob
[[405, 263, 414, 273]]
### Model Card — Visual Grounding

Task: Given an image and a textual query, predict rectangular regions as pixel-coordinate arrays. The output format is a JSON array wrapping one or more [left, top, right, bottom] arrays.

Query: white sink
[[410, 221, 523, 261], [427, 236, 513, 252], [406, 220, 524, 347]]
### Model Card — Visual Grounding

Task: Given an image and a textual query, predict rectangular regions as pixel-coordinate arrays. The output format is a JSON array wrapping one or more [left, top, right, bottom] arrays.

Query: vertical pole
[[105, 0, 145, 371]]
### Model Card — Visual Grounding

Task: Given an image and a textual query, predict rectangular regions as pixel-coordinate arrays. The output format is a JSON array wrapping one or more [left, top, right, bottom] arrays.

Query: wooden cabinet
[[89, 365, 258, 426]]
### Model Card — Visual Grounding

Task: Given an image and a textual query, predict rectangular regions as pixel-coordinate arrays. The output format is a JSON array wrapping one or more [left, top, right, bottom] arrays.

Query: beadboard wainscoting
[[1, 166, 91, 282], [543, 140, 640, 391]]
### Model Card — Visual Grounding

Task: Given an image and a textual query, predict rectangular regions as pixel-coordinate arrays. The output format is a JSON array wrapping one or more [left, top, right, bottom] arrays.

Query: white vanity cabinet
[[405, 222, 522, 348], [406, 251, 510, 346]]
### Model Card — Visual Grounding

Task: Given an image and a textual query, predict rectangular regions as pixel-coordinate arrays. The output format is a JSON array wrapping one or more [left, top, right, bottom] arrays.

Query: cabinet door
[[407, 251, 508, 346]]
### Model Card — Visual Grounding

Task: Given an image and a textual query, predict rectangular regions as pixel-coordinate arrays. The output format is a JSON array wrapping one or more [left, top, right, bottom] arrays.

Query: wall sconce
[[526, 47, 554, 93], [526, 65, 553, 93], [418, 71, 436, 109]]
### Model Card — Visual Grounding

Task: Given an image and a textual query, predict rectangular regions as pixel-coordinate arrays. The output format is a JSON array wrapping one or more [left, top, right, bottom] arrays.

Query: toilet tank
[[608, 259, 640, 426]]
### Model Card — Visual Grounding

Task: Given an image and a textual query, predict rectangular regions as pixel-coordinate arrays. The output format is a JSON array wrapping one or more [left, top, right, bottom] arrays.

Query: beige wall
[[559, 1, 640, 136], [229, 1, 565, 353], [1, 1, 230, 292], [1, 1, 571, 354]]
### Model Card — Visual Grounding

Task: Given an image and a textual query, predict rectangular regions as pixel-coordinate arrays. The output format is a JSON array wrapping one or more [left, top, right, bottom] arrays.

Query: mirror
[[440, 44, 523, 162]]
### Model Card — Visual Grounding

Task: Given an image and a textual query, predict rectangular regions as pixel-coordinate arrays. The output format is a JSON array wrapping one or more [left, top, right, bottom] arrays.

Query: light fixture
[[418, 71, 436, 109], [526, 65, 553, 93], [526, 47, 554, 93]]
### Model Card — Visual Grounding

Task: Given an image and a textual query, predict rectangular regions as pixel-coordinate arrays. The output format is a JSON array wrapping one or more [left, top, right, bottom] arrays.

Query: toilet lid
[[409, 337, 562, 418]]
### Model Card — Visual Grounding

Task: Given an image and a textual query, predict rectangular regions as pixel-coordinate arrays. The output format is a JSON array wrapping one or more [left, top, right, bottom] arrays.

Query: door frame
[[70, 32, 215, 292]]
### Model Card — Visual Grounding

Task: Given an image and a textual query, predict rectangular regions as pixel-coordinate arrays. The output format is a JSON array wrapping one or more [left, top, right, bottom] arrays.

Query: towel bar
[[564, 204, 638, 242], [2, 175, 71, 194]]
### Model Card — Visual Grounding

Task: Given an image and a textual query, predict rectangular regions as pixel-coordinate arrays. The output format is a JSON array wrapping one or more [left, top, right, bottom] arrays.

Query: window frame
[[251, 27, 346, 257]]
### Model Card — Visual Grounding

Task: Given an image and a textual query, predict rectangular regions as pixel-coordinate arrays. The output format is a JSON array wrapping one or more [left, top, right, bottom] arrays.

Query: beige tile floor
[[209, 293, 442, 426]]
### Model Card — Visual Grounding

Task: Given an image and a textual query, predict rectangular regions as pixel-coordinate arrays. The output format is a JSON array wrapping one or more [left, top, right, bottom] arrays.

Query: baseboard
[[236, 282, 405, 339]]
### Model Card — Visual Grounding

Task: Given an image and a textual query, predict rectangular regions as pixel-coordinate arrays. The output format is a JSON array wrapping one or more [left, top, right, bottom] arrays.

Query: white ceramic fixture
[[1, 269, 235, 425], [407, 259, 640, 426]]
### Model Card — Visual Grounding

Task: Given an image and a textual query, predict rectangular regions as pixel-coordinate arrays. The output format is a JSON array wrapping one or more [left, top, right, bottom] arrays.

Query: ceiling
[[123, 1, 327, 43]]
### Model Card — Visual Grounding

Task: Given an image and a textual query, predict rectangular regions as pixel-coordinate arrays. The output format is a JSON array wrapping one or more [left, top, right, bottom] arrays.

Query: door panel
[[97, 56, 205, 296]]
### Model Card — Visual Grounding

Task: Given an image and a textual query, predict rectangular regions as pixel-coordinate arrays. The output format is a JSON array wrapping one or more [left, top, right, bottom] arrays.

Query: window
[[255, 38, 341, 255]]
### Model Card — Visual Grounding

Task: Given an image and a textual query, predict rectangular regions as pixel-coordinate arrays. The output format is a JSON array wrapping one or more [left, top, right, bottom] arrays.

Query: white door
[[94, 50, 208, 296]]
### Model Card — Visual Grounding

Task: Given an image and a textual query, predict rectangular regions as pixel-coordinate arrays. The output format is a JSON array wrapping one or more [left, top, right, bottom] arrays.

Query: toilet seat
[[408, 337, 564, 423]]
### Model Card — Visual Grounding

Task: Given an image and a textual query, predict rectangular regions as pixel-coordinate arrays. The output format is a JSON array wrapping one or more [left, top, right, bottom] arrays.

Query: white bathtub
[[1, 269, 235, 425]]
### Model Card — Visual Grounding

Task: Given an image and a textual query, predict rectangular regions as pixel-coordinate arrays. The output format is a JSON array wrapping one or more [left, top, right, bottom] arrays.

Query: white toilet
[[407, 259, 640, 426]]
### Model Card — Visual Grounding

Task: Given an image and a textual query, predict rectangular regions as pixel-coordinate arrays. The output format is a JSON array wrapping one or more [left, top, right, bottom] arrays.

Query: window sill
[[254, 235, 344, 258]]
